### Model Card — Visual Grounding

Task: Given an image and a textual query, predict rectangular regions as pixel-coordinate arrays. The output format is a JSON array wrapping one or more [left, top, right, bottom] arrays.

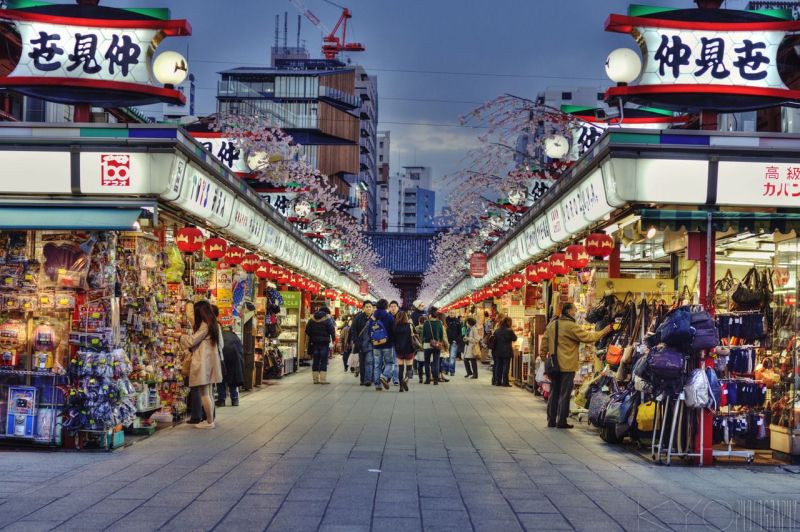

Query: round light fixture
[[488, 215, 505, 230], [308, 219, 326, 233], [152, 51, 189, 88], [543, 134, 570, 160], [507, 186, 527, 206], [329, 237, 343, 251], [293, 199, 312, 218], [605, 48, 642, 85], [646, 226, 657, 239]]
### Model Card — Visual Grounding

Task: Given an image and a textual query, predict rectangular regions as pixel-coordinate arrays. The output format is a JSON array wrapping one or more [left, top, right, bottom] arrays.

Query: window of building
[[25, 97, 46, 122], [561, 92, 572, 101]]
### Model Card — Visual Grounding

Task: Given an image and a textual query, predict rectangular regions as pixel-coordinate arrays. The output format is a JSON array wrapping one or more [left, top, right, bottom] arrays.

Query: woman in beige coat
[[180, 300, 223, 429]]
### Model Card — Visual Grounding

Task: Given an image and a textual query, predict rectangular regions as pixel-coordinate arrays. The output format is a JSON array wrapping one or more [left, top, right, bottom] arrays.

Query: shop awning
[[0, 207, 142, 231], [639, 209, 800, 234]]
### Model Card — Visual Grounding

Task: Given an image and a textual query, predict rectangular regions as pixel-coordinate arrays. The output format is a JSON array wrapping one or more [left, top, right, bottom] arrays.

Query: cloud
[[392, 124, 482, 155]]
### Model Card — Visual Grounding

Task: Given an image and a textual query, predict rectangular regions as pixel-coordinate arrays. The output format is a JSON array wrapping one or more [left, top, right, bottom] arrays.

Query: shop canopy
[[639, 209, 800, 235], [0, 207, 142, 231]]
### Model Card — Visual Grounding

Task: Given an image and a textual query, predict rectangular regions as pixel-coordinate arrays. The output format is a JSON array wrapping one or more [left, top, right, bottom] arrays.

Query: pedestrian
[[393, 311, 416, 392], [491, 317, 516, 387], [180, 300, 223, 429], [488, 313, 506, 368], [389, 300, 400, 385], [370, 299, 395, 391], [540, 302, 612, 428], [340, 317, 352, 372], [216, 325, 244, 407], [415, 316, 426, 383], [410, 301, 426, 379], [462, 317, 481, 379], [421, 307, 448, 385], [446, 312, 463, 377], [305, 305, 336, 385], [350, 301, 374, 386], [481, 311, 494, 364]]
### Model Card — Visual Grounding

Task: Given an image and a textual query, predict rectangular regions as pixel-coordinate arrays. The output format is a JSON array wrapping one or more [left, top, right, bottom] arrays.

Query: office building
[[388, 166, 436, 233], [376, 131, 390, 231]]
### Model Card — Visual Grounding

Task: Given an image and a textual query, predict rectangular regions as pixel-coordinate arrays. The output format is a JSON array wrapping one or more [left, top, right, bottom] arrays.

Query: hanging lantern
[[225, 246, 245, 265], [276, 268, 290, 285], [549, 253, 570, 276], [175, 227, 203, 254], [203, 237, 227, 261], [510, 273, 526, 289], [536, 262, 554, 281], [241, 254, 260, 273], [293, 199, 312, 218], [507, 186, 527, 207], [267, 264, 281, 279], [525, 264, 539, 283], [329, 237, 343, 251], [325, 288, 338, 300], [565, 244, 590, 269], [255, 261, 270, 279], [585, 233, 615, 258]]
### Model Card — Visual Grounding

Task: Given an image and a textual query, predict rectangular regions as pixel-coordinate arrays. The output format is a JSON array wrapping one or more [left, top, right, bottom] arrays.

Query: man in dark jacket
[[350, 301, 374, 386], [491, 317, 517, 387], [445, 314, 464, 377], [305, 306, 336, 384], [216, 327, 245, 406], [371, 299, 395, 390]]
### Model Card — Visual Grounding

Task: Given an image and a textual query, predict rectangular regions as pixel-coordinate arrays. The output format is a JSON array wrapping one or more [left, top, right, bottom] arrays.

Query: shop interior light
[[646, 226, 657, 239], [723, 250, 774, 260]]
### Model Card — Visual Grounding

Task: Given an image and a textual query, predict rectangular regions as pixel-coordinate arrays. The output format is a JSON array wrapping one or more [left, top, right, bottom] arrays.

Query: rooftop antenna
[[297, 14, 301, 48], [274, 14, 280, 49], [283, 11, 288, 50]]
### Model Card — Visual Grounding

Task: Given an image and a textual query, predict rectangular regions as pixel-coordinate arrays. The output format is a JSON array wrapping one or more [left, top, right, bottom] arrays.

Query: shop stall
[[437, 129, 800, 465], [0, 123, 363, 448]]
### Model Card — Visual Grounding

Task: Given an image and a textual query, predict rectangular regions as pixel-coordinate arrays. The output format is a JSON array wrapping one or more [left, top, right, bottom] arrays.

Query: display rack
[[0, 369, 61, 447]]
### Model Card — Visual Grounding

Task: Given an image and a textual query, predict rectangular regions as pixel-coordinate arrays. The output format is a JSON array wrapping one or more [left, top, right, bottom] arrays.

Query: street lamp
[[604, 48, 641, 86], [152, 51, 189, 89], [543, 134, 570, 160]]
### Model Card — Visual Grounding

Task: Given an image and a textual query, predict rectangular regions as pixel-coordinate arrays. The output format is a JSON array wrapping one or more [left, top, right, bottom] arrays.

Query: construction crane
[[289, 0, 365, 60]]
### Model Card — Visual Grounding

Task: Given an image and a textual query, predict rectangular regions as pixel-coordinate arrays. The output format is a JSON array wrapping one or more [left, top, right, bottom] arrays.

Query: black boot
[[398, 366, 405, 393]]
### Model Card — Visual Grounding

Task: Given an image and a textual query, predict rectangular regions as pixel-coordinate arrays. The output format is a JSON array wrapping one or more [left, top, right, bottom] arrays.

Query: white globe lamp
[[543, 134, 570, 160], [152, 51, 189, 88], [605, 48, 642, 86]]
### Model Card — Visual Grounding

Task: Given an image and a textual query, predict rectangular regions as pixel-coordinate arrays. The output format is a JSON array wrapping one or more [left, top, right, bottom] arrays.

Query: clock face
[[544, 135, 570, 159]]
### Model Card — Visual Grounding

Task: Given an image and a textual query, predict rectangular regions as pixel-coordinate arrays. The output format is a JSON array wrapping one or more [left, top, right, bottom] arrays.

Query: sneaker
[[231, 400, 239, 407], [380, 376, 390, 390], [393, 381, 399, 386], [194, 421, 216, 429]]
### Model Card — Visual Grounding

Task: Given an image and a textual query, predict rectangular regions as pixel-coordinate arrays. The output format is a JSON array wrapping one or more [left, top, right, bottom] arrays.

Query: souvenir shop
[[439, 129, 800, 465], [0, 123, 363, 449]]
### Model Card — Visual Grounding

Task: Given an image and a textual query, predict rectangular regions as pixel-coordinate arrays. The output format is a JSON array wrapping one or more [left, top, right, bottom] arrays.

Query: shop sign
[[560, 168, 614, 234], [262, 190, 299, 218], [602, 158, 708, 207], [229, 200, 266, 248], [605, 8, 800, 111], [0, 3, 190, 106], [191, 134, 249, 174], [469, 252, 488, 278], [716, 160, 800, 206], [161, 154, 188, 201], [521, 225, 539, 259], [279, 290, 301, 309], [172, 164, 234, 228], [359, 280, 369, 295], [547, 204, 569, 243], [0, 151, 71, 193], [533, 215, 553, 250]]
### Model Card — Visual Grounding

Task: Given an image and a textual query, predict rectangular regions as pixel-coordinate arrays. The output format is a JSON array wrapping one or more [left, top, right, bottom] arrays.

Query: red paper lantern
[[511, 273, 526, 289], [203, 237, 228, 261], [276, 269, 290, 284], [175, 227, 203, 254], [585, 233, 615, 258], [241, 254, 260, 273], [565, 244, 590, 269], [536, 262, 554, 281], [225, 246, 245, 265], [325, 289, 337, 300], [549, 253, 570, 276], [525, 264, 539, 283], [255, 261, 270, 279]]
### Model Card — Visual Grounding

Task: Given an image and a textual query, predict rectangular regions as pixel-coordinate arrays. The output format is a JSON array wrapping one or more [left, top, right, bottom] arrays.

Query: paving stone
[[516, 512, 575, 530]]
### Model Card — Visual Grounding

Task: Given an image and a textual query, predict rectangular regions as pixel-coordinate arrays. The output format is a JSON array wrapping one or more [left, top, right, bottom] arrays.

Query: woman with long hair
[[393, 311, 416, 392], [180, 300, 223, 429], [421, 307, 448, 385]]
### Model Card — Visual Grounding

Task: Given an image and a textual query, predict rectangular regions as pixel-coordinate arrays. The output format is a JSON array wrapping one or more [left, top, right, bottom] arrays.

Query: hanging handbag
[[731, 268, 762, 310], [544, 319, 560, 376], [636, 401, 657, 432], [714, 269, 736, 310], [656, 307, 695, 347], [648, 344, 685, 379]]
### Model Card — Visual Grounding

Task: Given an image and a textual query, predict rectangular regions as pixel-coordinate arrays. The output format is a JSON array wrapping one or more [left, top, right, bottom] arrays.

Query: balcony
[[319, 85, 360, 109]]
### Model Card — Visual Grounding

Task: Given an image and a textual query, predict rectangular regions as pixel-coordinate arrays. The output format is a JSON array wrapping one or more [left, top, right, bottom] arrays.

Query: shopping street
[[0, 367, 797, 532]]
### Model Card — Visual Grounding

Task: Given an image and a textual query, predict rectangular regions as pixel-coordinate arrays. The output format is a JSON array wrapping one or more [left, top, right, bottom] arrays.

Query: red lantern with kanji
[[511, 273, 526, 289], [225, 246, 245, 265], [241, 254, 260, 273], [203, 237, 227, 261], [585, 233, 615, 258], [565, 244, 590, 269], [536, 262, 554, 281], [175, 226, 203, 254], [525, 264, 539, 283], [325, 288, 337, 300], [277, 269, 290, 285], [549, 253, 570, 276], [255, 261, 270, 279]]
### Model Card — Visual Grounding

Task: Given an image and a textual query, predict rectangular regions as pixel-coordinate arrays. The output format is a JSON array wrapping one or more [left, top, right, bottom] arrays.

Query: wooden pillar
[[608, 245, 621, 278]]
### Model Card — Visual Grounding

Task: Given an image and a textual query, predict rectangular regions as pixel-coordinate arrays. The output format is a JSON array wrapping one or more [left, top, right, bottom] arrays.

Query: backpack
[[369, 318, 389, 347]]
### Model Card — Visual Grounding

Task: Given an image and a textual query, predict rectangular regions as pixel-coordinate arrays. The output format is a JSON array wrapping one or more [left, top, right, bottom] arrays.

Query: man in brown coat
[[540, 303, 611, 429]]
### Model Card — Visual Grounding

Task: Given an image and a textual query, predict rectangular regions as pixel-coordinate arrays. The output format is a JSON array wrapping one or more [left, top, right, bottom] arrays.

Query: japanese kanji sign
[[605, 7, 800, 111], [190, 135, 250, 174], [717, 161, 800, 207], [0, 2, 190, 106]]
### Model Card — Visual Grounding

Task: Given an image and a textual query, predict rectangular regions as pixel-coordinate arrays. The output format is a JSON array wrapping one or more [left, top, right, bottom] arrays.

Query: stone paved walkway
[[0, 363, 798, 531]]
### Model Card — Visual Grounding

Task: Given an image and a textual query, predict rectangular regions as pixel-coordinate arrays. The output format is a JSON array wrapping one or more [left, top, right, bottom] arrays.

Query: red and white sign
[[717, 161, 800, 206], [100, 154, 131, 187], [469, 252, 488, 278]]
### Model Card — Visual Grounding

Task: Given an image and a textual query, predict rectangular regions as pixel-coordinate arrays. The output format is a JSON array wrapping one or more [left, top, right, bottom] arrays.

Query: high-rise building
[[388, 166, 436, 233], [376, 131, 390, 231], [355, 66, 378, 230]]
